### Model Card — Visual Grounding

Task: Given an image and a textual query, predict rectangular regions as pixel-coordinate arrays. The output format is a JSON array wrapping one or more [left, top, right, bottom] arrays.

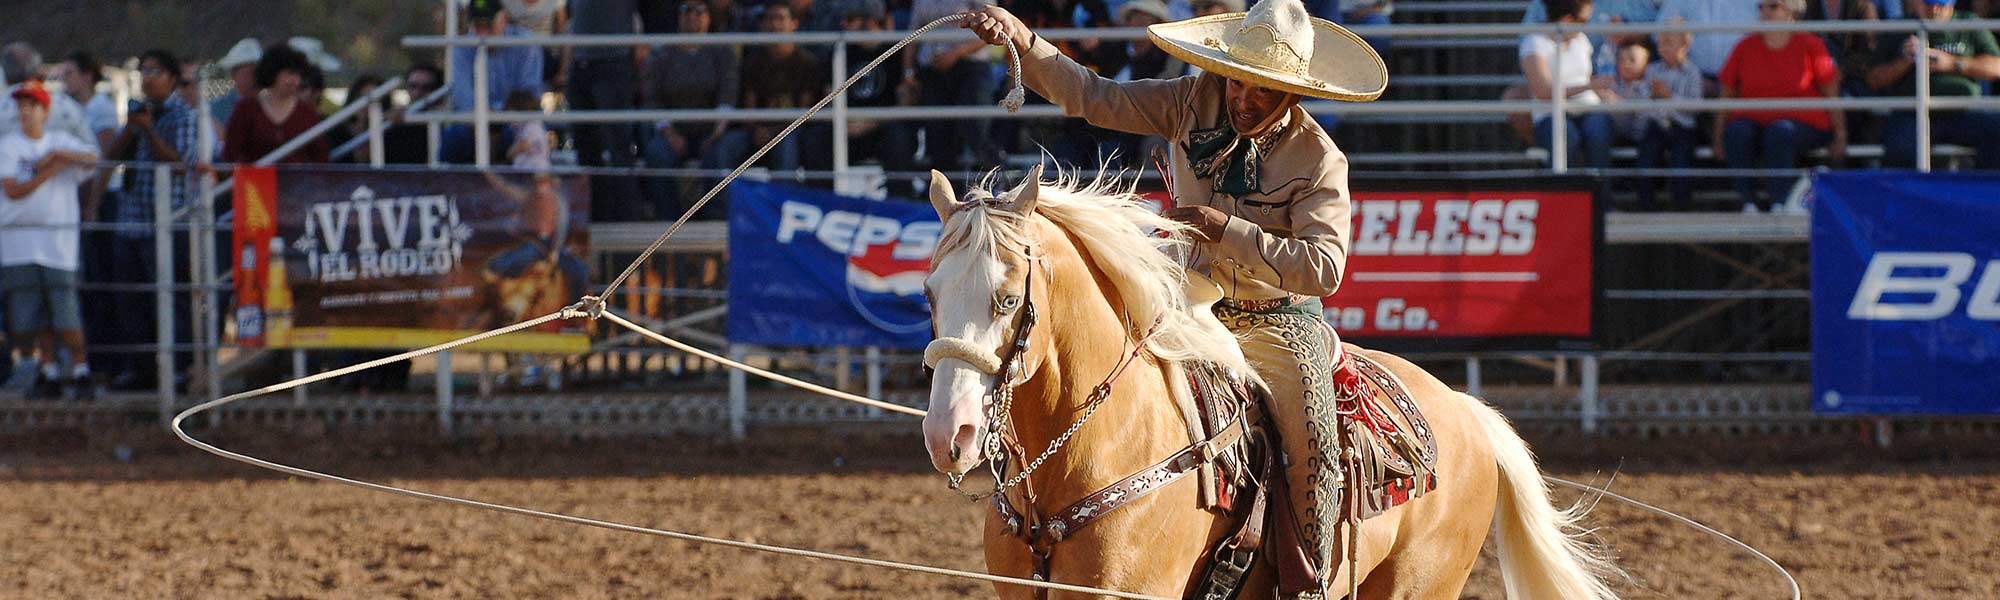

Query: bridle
[[922, 242, 1164, 502]]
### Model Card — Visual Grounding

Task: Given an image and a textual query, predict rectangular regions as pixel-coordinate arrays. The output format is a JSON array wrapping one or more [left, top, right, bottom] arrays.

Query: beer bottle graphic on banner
[[236, 242, 264, 342], [265, 237, 295, 346]]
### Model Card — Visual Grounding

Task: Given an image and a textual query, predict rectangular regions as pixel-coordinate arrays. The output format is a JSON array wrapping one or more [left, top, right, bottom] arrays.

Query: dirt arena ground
[[2, 423, 1995, 599]]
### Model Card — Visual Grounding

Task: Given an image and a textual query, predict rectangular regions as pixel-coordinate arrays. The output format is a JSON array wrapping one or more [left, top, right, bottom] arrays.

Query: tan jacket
[[1020, 35, 1353, 301]]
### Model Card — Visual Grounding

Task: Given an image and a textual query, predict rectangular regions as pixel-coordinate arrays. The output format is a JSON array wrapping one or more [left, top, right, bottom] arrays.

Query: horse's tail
[[1463, 393, 1622, 600]]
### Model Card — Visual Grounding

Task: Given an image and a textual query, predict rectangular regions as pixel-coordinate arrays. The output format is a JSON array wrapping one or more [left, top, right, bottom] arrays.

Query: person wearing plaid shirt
[[103, 49, 203, 390]]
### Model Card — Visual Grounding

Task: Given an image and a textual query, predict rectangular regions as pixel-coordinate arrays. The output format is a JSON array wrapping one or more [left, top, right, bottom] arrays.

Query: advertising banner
[[1811, 171, 2000, 415], [232, 167, 591, 352], [1329, 176, 1600, 351], [727, 181, 935, 349]]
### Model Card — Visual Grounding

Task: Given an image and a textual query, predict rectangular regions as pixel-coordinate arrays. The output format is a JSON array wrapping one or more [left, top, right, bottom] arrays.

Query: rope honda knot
[[563, 296, 606, 321]]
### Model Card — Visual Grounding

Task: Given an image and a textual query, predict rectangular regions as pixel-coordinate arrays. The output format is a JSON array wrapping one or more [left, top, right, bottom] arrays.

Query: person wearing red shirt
[[1715, 0, 1844, 212], [221, 43, 327, 165]]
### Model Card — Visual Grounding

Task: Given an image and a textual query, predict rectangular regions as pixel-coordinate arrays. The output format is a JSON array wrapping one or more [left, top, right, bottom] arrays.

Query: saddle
[[1187, 349, 1438, 600]]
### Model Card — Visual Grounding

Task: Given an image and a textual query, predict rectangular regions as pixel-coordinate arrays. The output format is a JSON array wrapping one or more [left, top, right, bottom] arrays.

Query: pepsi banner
[[727, 181, 935, 348], [1811, 172, 2000, 415]]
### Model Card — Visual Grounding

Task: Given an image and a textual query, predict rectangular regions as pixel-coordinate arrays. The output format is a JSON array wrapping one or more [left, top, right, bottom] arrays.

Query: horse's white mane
[[938, 165, 1250, 374]]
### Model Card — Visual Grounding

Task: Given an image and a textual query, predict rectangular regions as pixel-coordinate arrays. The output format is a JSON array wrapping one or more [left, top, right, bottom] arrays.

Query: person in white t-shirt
[[0, 81, 98, 400], [1519, 0, 1614, 169], [503, 90, 550, 171]]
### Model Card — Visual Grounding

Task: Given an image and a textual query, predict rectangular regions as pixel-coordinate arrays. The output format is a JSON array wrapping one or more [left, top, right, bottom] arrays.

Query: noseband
[[924, 261, 1039, 497]]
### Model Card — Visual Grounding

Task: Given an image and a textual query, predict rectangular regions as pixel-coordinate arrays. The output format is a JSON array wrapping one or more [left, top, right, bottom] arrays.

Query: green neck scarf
[[1184, 115, 1287, 197]]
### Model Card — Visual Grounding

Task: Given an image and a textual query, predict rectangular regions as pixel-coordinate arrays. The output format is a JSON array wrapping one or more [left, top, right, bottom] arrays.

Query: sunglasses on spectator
[[681, 4, 709, 13], [1757, 2, 1785, 8], [140, 67, 167, 77]]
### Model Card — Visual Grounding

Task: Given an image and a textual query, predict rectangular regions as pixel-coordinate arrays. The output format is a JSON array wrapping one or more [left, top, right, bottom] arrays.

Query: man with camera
[[102, 49, 201, 391]]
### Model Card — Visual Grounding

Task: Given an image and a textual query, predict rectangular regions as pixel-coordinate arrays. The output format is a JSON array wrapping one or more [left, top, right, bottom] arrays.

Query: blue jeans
[[1723, 118, 1828, 209], [1535, 114, 1613, 170], [642, 127, 751, 220], [1634, 120, 1696, 210], [1882, 110, 2000, 170]]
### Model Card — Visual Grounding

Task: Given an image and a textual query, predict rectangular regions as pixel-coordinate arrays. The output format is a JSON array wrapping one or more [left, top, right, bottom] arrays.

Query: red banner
[[1146, 177, 1599, 349], [1331, 181, 1598, 347]]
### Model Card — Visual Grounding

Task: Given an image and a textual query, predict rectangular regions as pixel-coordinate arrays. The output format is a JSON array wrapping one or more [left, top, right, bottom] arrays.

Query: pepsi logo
[[775, 200, 940, 298]]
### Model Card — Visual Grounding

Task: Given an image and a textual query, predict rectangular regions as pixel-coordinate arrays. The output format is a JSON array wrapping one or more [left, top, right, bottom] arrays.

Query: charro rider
[[961, 0, 1384, 596]]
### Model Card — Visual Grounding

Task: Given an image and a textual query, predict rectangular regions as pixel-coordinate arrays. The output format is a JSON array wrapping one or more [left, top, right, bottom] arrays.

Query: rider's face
[[1225, 78, 1297, 135]]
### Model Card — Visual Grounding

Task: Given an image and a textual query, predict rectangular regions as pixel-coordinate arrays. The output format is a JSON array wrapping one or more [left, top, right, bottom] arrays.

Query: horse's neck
[[1011, 255, 1188, 503]]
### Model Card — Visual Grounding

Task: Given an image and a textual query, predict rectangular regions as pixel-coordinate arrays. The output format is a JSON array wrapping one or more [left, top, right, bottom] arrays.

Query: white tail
[[1464, 394, 1622, 600]]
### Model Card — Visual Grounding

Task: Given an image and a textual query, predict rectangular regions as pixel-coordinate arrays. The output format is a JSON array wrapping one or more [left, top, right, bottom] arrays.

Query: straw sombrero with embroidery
[[1146, 0, 1387, 101]]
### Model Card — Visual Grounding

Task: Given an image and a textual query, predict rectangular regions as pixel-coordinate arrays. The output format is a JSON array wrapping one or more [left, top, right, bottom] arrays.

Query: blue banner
[[1811, 171, 2000, 415], [727, 181, 937, 348]]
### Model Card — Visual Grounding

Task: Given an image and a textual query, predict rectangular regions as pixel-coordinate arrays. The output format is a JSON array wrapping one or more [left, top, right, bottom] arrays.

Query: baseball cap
[[1922, 0, 1953, 6], [468, 0, 504, 20], [1119, 0, 1172, 22], [10, 80, 49, 107]]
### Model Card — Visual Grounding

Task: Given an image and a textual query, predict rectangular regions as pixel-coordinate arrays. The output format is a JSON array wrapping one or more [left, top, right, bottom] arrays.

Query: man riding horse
[[962, 1, 1388, 596]]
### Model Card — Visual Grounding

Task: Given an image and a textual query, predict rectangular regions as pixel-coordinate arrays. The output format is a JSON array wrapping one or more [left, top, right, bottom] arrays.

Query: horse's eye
[[995, 294, 1023, 314]]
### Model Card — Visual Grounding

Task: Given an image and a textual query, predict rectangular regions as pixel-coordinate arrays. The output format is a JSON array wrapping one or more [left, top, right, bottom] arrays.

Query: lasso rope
[[168, 15, 1798, 600], [596, 13, 1026, 300]]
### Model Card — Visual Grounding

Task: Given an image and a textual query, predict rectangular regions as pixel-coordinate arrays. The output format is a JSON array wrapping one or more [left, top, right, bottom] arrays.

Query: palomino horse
[[920, 167, 1619, 599]]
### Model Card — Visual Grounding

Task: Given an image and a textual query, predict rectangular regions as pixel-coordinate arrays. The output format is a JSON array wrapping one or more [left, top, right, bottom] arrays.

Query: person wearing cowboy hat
[[963, 0, 1387, 595]]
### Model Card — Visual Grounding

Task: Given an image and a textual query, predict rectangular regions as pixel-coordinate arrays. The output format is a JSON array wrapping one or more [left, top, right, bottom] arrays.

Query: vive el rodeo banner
[[727, 176, 1598, 351], [232, 167, 591, 353]]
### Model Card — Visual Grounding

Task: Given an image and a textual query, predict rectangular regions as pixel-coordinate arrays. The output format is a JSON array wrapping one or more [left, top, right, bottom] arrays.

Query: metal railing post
[[368, 101, 386, 167], [832, 39, 851, 192], [1579, 354, 1600, 434], [437, 351, 455, 437], [292, 349, 308, 406], [428, 123, 442, 167], [865, 346, 882, 417], [1465, 357, 1482, 397], [1550, 27, 1569, 174], [444, 0, 458, 84], [1917, 27, 1933, 173], [474, 43, 491, 167], [154, 165, 175, 425], [728, 345, 748, 439]]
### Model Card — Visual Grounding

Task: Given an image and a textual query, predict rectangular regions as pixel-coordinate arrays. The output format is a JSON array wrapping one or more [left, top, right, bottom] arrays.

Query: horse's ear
[[1005, 164, 1042, 215], [928, 170, 959, 217]]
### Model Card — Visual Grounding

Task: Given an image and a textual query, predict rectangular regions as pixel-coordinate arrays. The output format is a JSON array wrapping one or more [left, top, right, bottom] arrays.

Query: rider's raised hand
[[961, 6, 1033, 50]]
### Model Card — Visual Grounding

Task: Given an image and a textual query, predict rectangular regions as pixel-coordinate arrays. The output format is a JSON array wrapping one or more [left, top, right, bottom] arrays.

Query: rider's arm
[[1017, 35, 1199, 139], [1207, 141, 1353, 297]]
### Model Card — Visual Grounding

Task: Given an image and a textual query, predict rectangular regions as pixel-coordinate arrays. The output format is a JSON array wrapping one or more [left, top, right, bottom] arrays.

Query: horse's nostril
[[949, 445, 961, 462]]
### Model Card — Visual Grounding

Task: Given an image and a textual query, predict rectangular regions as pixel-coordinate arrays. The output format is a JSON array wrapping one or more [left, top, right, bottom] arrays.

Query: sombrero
[[1146, 0, 1387, 101]]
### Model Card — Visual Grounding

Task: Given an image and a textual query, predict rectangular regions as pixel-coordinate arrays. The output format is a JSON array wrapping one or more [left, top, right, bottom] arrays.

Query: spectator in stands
[[1639, 28, 1703, 209], [1336, 0, 1395, 55], [1866, 0, 2000, 169], [328, 74, 389, 163], [641, 0, 749, 217], [804, 0, 922, 196], [741, 1, 828, 170], [380, 63, 442, 165], [1520, 0, 1613, 169], [914, 0, 1002, 170], [568, 0, 647, 221], [54, 52, 115, 152], [1659, 0, 1762, 79], [503, 0, 569, 87], [1715, 0, 1843, 212], [444, 0, 543, 165], [103, 49, 203, 391], [505, 90, 551, 170], [224, 43, 329, 164], [1113, 0, 1186, 81], [210, 39, 262, 130], [0, 43, 98, 151], [1808, 0, 1899, 97], [1190, 0, 1243, 17], [0, 81, 99, 400]]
